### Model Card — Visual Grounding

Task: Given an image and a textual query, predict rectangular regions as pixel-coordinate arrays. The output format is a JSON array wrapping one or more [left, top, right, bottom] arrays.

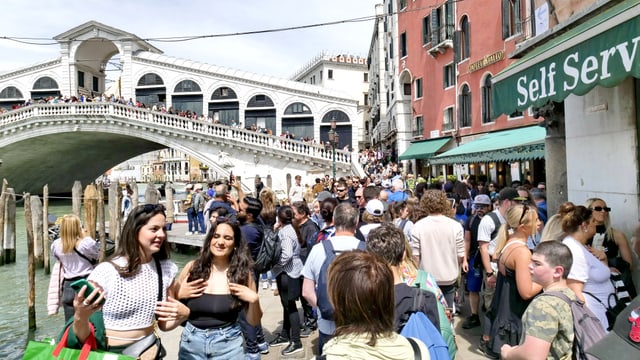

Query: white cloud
[[0, 0, 378, 78]]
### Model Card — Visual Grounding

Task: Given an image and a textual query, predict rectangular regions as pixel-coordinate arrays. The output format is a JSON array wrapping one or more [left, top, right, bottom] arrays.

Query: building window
[[422, 15, 431, 45], [399, 0, 407, 10], [77, 71, 85, 88], [403, 82, 411, 96], [400, 32, 408, 57], [0, 86, 23, 98], [502, 0, 522, 39], [92, 76, 99, 92], [482, 75, 493, 123], [443, 63, 455, 88], [459, 84, 472, 128], [509, 109, 523, 119], [137, 73, 164, 86], [284, 102, 311, 114], [320, 70, 323, 80], [443, 107, 454, 131], [415, 78, 423, 99], [328, 69, 333, 80], [364, 93, 369, 106], [431, 0, 454, 44], [460, 16, 470, 60], [413, 116, 423, 137], [174, 80, 201, 92], [364, 73, 368, 82]]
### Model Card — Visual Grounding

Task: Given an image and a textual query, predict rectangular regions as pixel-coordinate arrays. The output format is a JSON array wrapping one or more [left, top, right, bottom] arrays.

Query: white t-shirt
[[302, 235, 361, 335]]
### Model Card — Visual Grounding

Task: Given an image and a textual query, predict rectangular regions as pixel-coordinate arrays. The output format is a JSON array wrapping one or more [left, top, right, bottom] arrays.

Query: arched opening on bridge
[[75, 39, 119, 98], [31, 76, 61, 101], [0, 86, 24, 110], [320, 110, 352, 150], [282, 102, 313, 141], [209, 86, 239, 126], [172, 79, 203, 116], [136, 73, 166, 107], [245, 94, 276, 134]]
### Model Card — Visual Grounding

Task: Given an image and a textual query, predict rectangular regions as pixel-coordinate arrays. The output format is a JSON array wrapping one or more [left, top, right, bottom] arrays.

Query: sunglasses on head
[[592, 206, 611, 213], [136, 203, 165, 216], [215, 215, 239, 226]]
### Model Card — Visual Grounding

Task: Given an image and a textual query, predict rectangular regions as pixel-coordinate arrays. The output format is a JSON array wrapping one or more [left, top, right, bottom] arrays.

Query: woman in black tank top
[[176, 215, 262, 360]]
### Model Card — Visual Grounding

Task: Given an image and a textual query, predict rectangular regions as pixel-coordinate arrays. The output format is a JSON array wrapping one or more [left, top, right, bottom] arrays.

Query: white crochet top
[[88, 257, 178, 331]]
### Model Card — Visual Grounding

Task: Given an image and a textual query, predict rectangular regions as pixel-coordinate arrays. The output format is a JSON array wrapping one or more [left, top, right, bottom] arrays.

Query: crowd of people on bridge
[[46, 164, 640, 359]]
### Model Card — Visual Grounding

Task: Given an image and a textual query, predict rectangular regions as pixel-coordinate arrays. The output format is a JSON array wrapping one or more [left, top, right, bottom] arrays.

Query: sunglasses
[[592, 206, 611, 213], [135, 203, 165, 216], [518, 205, 530, 225], [336, 188, 347, 192]]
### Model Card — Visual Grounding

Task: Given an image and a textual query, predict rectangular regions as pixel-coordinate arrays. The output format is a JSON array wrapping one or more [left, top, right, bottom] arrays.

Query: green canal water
[[0, 199, 192, 359]]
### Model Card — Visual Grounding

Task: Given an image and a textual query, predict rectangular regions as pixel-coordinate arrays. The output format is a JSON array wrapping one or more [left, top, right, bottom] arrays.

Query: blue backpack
[[316, 239, 366, 320], [399, 288, 450, 360]]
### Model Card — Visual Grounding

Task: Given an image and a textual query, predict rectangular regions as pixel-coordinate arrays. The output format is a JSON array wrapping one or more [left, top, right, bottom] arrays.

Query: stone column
[[538, 101, 567, 215]]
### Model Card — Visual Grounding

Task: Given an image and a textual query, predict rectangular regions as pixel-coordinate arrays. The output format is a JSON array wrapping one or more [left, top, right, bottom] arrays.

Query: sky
[[0, 0, 380, 80]]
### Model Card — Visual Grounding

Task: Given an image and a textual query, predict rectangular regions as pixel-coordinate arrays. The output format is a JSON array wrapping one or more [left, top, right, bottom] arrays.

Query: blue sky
[[0, 0, 379, 79]]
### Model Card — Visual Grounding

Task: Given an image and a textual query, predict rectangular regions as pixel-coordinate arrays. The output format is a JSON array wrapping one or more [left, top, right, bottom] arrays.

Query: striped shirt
[[273, 224, 303, 278]]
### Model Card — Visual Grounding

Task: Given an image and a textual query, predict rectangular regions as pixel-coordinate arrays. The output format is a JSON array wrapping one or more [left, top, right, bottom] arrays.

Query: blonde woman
[[485, 205, 542, 357], [51, 214, 99, 322], [259, 187, 278, 228], [585, 198, 634, 274]]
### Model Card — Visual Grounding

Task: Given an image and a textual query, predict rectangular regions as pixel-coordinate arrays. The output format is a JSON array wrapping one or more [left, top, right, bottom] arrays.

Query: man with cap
[[359, 199, 385, 240], [477, 187, 527, 358], [462, 194, 492, 330]]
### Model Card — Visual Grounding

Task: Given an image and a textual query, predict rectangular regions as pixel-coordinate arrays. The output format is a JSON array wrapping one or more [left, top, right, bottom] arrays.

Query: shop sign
[[468, 51, 505, 72]]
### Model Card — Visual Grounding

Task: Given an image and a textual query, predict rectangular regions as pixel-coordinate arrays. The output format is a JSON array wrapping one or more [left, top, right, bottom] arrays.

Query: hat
[[587, 297, 640, 360], [194, 184, 203, 190], [381, 180, 392, 189], [474, 194, 492, 206], [498, 187, 527, 201], [530, 188, 546, 200], [185, 184, 193, 189], [316, 191, 333, 202], [365, 199, 385, 216]]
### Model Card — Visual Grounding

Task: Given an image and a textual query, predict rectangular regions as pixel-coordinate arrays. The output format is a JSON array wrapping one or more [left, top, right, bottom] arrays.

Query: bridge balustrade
[[0, 103, 352, 165]]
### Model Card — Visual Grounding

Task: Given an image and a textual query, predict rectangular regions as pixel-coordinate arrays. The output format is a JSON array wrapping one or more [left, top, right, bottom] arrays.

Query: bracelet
[[486, 271, 495, 277]]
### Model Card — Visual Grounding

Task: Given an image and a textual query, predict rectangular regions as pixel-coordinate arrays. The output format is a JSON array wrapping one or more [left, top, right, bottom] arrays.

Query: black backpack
[[253, 227, 282, 274], [540, 292, 606, 360]]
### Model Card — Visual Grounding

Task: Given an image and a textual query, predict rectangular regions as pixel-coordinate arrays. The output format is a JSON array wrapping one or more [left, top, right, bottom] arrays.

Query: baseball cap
[[316, 190, 333, 202], [185, 184, 193, 189], [587, 297, 640, 360], [498, 187, 526, 201], [365, 199, 385, 216], [195, 184, 203, 190], [381, 180, 392, 189], [474, 194, 492, 206]]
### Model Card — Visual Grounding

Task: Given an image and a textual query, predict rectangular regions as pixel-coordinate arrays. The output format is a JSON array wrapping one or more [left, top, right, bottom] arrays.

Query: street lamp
[[327, 118, 340, 179]]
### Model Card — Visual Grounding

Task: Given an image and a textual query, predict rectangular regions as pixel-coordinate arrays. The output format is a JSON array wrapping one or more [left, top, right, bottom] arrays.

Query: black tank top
[[184, 293, 241, 329]]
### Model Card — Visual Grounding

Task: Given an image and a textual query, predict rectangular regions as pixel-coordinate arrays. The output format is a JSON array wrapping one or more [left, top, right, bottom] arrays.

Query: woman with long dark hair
[[269, 205, 305, 356], [177, 215, 262, 359]]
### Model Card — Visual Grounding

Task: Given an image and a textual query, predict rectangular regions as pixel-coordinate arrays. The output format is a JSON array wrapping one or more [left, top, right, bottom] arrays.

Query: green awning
[[430, 126, 545, 165], [398, 138, 450, 160], [492, 0, 640, 117]]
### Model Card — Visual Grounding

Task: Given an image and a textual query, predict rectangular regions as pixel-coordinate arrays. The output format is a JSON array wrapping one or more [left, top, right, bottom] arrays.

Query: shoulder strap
[[74, 247, 97, 266], [583, 291, 607, 308], [540, 291, 572, 305], [487, 212, 501, 238], [411, 287, 425, 313], [154, 257, 163, 301], [406, 337, 422, 360], [400, 219, 408, 230], [322, 238, 335, 256]]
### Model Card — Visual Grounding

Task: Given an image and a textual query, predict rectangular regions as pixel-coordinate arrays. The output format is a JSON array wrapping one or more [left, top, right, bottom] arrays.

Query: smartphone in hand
[[70, 278, 105, 305]]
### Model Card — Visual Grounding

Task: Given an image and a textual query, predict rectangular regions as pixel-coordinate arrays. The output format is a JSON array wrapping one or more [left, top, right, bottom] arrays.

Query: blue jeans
[[179, 322, 243, 360], [187, 207, 197, 233], [196, 211, 205, 234]]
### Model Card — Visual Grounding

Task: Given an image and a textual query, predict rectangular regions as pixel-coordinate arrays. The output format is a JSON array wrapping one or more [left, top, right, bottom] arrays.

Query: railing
[[0, 103, 352, 164]]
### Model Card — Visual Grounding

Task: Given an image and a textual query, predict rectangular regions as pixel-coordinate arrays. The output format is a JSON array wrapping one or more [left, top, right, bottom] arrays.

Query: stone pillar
[[538, 102, 567, 215]]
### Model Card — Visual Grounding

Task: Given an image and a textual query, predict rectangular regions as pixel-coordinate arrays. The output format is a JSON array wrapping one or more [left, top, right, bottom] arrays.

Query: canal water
[[0, 198, 192, 359]]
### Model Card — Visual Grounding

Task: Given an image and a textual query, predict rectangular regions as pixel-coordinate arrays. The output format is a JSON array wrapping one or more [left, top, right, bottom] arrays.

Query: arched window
[[0, 86, 23, 99], [137, 73, 164, 86], [482, 75, 493, 123], [33, 76, 59, 90], [459, 84, 471, 128], [211, 87, 237, 100], [284, 102, 311, 115], [247, 94, 274, 108], [321, 110, 349, 123], [460, 16, 470, 60], [174, 80, 201, 93]]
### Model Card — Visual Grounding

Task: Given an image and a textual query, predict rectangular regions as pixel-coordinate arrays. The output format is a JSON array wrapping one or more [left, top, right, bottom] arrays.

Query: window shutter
[[501, 0, 509, 39], [466, 22, 471, 58], [453, 30, 461, 64], [431, 9, 440, 44], [467, 91, 472, 127], [515, 0, 522, 34], [458, 93, 463, 128]]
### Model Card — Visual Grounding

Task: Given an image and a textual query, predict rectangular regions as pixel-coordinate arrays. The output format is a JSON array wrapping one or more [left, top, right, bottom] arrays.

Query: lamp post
[[328, 118, 340, 179]]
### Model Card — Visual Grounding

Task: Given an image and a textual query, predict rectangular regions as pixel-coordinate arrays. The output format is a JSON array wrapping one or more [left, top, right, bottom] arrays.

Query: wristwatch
[[486, 271, 495, 277]]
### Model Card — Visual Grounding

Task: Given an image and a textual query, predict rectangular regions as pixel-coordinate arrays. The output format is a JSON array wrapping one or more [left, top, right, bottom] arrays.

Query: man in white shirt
[[289, 175, 304, 202]]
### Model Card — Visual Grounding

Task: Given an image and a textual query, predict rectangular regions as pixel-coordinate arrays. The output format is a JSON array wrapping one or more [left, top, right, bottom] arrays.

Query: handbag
[[23, 323, 134, 360], [584, 289, 628, 331], [120, 257, 166, 360]]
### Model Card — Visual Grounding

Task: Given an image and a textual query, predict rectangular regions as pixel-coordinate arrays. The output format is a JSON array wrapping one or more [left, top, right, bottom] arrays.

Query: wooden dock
[[166, 222, 205, 247]]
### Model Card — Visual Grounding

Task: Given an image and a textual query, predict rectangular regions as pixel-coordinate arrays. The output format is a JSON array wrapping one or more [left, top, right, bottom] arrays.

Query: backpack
[[316, 239, 366, 320], [485, 211, 502, 241], [253, 227, 282, 274], [540, 292, 607, 360], [398, 287, 450, 360]]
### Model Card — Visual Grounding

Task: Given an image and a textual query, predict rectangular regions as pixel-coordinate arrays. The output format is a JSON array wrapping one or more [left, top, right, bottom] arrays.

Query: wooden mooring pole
[[84, 184, 98, 243], [4, 188, 16, 263], [30, 195, 44, 268], [0, 179, 6, 266], [97, 182, 106, 262], [25, 193, 36, 330], [72, 181, 82, 218]]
